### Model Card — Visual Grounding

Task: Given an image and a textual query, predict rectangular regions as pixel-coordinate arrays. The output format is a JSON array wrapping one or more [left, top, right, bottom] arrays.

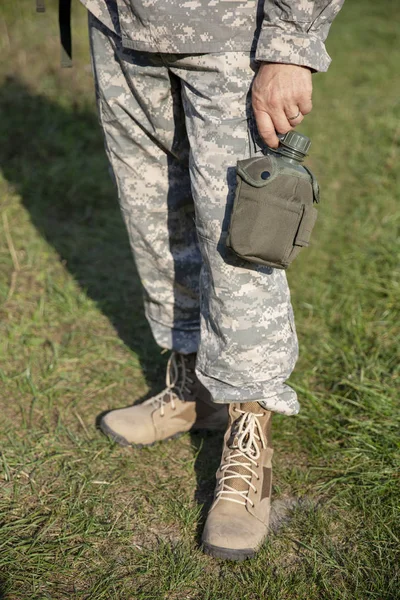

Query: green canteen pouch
[[226, 154, 320, 269]]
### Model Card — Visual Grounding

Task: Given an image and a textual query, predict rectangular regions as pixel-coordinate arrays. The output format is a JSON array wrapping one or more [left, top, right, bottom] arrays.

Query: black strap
[[303, 165, 320, 204], [36, 1, 45, 12], [59, 0, 72, 68]]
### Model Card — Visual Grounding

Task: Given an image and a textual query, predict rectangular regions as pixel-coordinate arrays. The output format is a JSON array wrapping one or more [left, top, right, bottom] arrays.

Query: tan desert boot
[[202, 401, 273, 561], [100, 352, 228, 447]]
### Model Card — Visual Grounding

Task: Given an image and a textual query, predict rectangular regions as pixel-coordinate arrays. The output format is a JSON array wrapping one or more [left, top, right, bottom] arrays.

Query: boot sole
[[99, 419, 225, 448], [99, 420, 185, 448], [202, 541, 256, 561]]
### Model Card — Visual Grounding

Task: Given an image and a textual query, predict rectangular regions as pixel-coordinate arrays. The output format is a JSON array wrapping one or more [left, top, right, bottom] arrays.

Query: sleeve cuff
[[255, 27, 332, 73]]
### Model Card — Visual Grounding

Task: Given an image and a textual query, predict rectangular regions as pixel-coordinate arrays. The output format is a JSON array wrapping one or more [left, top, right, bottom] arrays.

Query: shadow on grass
[[0, 76, 163, 390], [0, 76, 221, 543], [190, 430, 225, 543]]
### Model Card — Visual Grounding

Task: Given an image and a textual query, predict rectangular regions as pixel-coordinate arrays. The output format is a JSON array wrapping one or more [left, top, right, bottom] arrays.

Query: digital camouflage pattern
[[82, 0, 344, 72], [89, 15, 301, 415]]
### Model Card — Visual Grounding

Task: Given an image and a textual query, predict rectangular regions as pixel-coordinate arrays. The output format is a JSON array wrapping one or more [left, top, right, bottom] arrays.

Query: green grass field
[[0, 1, 399, 598]]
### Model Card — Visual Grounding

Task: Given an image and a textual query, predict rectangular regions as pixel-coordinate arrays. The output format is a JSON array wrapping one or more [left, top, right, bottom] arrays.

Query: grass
[[0, 0, 399, 598]]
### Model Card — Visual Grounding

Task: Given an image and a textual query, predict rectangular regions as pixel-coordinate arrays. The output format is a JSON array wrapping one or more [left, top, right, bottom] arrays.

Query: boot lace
[[214, 409, 267, 508], [143, 352, 195, 417]]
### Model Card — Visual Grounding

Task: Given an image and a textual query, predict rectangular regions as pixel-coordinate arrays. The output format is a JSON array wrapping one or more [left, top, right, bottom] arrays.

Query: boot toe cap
[[100, 406, 156, 446], [202, 509, 267, 553]]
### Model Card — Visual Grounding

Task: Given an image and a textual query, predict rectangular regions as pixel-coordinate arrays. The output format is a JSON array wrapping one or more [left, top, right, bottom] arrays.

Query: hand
[[252, 63, 313, 148]]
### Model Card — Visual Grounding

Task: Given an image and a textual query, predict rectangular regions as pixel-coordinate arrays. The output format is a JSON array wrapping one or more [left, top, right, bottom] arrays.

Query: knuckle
[[252, 93, 262, 109], [267, 96, 281, 111]]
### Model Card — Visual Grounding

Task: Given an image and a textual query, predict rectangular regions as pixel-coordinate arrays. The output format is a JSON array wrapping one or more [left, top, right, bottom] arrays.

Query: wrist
[[259, 62, 312, 72]]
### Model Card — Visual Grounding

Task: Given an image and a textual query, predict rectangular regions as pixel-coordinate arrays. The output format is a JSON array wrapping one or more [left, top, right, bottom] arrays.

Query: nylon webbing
[[303, 165, 320, 203], [59, 0, 72, 68]]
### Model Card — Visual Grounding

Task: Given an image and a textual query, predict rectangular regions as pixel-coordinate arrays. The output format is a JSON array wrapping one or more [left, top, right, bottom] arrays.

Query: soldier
[[81, 0, 344, 560]]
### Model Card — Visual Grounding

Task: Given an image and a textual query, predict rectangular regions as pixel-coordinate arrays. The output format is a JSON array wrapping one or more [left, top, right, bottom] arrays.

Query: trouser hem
[[195, 367, 299, 416]]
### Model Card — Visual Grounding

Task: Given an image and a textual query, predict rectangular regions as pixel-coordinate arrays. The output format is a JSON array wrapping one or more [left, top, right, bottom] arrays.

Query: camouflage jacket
[[81, 0, 344, 72]]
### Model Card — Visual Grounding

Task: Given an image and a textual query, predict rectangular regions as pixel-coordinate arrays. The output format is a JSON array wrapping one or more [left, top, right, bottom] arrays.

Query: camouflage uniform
[[86, 1, 343, 415], [84, 0, 344, 72]]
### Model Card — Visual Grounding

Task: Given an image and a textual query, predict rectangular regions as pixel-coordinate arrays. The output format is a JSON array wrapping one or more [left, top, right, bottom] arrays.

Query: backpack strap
[[36, 0, 72, 67], [59, 0, 72, 68]]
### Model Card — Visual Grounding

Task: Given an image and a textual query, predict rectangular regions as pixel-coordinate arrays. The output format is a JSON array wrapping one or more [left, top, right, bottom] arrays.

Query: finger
[[253, 110, 279, 148], [268, 108, 293, 136], [285, 106, 304, 127], [298, 98, 312, 116], [288, 113, 304, 127]]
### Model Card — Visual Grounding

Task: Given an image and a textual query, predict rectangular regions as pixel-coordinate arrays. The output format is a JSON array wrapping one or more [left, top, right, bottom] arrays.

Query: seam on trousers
[[89, 29, 126, 214]]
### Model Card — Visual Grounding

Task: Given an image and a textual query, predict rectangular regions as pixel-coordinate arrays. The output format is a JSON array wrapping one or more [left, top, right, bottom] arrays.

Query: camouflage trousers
[[89, 15, 300, 415]]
